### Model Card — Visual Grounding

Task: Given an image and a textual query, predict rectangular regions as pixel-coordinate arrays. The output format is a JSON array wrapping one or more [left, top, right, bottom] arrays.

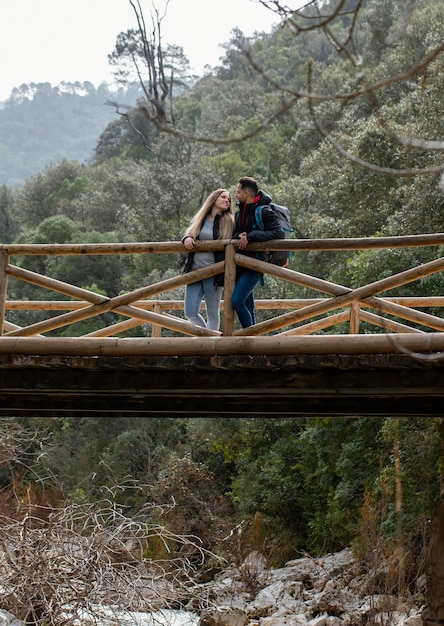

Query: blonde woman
[[181, 188, 234, 331]]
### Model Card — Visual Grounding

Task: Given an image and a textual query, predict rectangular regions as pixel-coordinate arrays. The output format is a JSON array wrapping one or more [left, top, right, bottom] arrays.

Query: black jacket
[[233, 190, 285, 262], [181, 213, 225, 286]]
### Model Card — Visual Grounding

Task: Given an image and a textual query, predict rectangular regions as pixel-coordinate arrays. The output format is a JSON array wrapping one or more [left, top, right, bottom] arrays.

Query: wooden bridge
[[0, 234, 444, 417]]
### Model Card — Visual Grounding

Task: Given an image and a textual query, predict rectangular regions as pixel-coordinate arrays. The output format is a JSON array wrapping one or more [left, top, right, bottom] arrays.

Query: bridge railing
[[1, 234, 444, 351]]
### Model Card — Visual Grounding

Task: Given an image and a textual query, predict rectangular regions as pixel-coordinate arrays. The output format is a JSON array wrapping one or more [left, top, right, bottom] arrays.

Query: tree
[[108, 0, 444, 181], [0, 184, 17, 243], [15, 160, 86, 228], [0, 487, 213, 625], [0, 419, 218, 625]]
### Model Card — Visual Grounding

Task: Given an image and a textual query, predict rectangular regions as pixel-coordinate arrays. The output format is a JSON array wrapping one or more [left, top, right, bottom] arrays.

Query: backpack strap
[[254, 205, 267, 230]]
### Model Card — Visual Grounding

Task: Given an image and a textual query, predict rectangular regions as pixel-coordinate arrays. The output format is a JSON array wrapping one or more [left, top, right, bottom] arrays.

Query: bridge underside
[[0, 353, 442, 417]]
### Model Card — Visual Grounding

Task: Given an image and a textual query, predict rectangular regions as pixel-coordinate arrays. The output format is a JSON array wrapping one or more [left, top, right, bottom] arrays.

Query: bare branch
[[0, 481, 221, 625], [258, 0, 363, 36], [384, 333, 444, 362], [0, 418, 41, 466], [134, 95, 300, 144], [127, 0, 170, 127], [306, 61, 444, 176], [110, 1, 444, 176], [239, 39, 444, 105], [307, 107, 444, 176], [368, 93, 444, 152], [320, 0, 365, 66]]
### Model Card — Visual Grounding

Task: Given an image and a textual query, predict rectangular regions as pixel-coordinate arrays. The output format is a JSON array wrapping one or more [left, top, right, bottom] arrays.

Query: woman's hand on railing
[[183, 236, 195, 250]]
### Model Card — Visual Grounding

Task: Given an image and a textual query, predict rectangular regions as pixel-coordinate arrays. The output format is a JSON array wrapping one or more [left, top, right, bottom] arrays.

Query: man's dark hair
[[238, 176, 259, 195]]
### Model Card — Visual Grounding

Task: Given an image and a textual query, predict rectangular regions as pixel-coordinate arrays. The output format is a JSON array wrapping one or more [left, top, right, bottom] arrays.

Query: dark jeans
[[231, 269, 261, 328]]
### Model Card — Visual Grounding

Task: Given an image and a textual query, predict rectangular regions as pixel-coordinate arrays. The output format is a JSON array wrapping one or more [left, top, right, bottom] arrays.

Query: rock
[[402, 616, 423, 626], [308, 614, 328, 626], [249, 582, 285, 616], [326, 617, 345, 626], [242, 551, 268, 572], [197, 549, 423, 626], [259, 617, 308, 626], [0, 610, 24, 626], [198, 607, 248, 626]]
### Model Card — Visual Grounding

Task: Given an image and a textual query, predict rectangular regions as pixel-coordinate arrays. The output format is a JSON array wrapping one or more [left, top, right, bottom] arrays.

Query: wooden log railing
[[1, 234, 444, 355]]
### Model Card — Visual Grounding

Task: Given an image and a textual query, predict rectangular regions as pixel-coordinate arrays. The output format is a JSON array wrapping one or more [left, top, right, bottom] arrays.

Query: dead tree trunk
[[423, 491, 444, 626]]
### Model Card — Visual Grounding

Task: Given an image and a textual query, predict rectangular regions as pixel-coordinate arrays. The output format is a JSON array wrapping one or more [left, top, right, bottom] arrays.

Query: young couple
[[181, 176, 285, 331]]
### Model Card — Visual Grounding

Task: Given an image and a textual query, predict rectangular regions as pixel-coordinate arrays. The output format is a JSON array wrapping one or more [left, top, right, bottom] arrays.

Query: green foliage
[[94, 109, 160, 163], [182, 417, 443, 564], [5, 415, 444, 572], [48, 231, 124, 295], [99, 418, 185, 484], [15, 159, 87, 228], [29, 214, 77, 244], [1, 0, 444, 573], [339, 246, 443, 305], [0, 82, 134, 187], [0, 184, 18, 243]]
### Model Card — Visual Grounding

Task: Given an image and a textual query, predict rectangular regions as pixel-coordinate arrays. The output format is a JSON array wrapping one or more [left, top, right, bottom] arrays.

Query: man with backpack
[[232, 176, 285, 328]]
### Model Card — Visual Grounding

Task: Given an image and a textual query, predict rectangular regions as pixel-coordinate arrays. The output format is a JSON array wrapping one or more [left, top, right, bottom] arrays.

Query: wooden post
[[223, 242, 236, 336], [152, 302, 162, 337], [0, 250, 9, 335], [350, 302, 360, 334]]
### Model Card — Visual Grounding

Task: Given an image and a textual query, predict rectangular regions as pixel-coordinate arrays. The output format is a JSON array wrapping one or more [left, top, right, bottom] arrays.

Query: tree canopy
[[0, 0, 443, 589]]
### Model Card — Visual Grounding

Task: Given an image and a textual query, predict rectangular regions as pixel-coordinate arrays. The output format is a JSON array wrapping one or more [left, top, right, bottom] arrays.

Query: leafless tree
[[0, 423, 220, 625], [0, 418, 42, 467], [0, 483, 218, 625], [107, 0, 444, 177]]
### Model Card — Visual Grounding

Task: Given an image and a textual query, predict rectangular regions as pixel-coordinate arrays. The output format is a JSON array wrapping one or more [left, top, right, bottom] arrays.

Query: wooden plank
[[3, 232, 444, 255], [6, 296, 444, 311], [0, 333, 443, 356]]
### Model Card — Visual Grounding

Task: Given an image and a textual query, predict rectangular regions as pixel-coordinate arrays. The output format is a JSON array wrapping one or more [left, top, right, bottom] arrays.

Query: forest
[[0, 0, 443, 622], [0, 82, 138, 187]]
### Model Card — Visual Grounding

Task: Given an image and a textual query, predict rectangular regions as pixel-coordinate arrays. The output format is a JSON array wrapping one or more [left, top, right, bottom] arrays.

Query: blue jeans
[[231, 269, 261, 328], [185, 278, 223, 331]]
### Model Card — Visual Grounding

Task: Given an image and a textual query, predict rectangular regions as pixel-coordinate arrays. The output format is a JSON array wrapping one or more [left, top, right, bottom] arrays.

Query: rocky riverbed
[[190, 548, 424, 626], [0, 548, 424, 626]]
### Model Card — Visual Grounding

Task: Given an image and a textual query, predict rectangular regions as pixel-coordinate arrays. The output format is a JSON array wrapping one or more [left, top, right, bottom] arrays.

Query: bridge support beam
[[0, 350, 442, 417]]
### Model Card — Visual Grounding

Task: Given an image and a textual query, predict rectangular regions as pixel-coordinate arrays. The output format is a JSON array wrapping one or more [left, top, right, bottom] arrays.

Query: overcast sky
[[0, 0, 280, 101]]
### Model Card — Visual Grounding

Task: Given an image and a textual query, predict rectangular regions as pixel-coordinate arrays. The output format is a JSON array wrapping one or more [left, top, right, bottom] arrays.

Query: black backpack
[[254, 203, 293, 267]]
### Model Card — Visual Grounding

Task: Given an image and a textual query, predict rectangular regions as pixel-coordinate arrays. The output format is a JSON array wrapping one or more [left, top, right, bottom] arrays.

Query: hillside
[[0, 81, 143, 187]]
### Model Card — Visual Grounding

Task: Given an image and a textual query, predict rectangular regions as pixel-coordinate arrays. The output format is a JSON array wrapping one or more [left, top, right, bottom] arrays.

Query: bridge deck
[[1, 237, 444, 416], [0, 351, 442, 417]]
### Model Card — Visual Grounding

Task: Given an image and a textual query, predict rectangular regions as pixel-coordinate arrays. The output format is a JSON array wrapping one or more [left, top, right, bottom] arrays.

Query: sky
[[0, 0, 280, 101]]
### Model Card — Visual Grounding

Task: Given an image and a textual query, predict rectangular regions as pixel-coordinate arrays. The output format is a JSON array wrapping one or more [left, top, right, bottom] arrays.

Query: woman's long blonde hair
[[186, 188, 235, 240]]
